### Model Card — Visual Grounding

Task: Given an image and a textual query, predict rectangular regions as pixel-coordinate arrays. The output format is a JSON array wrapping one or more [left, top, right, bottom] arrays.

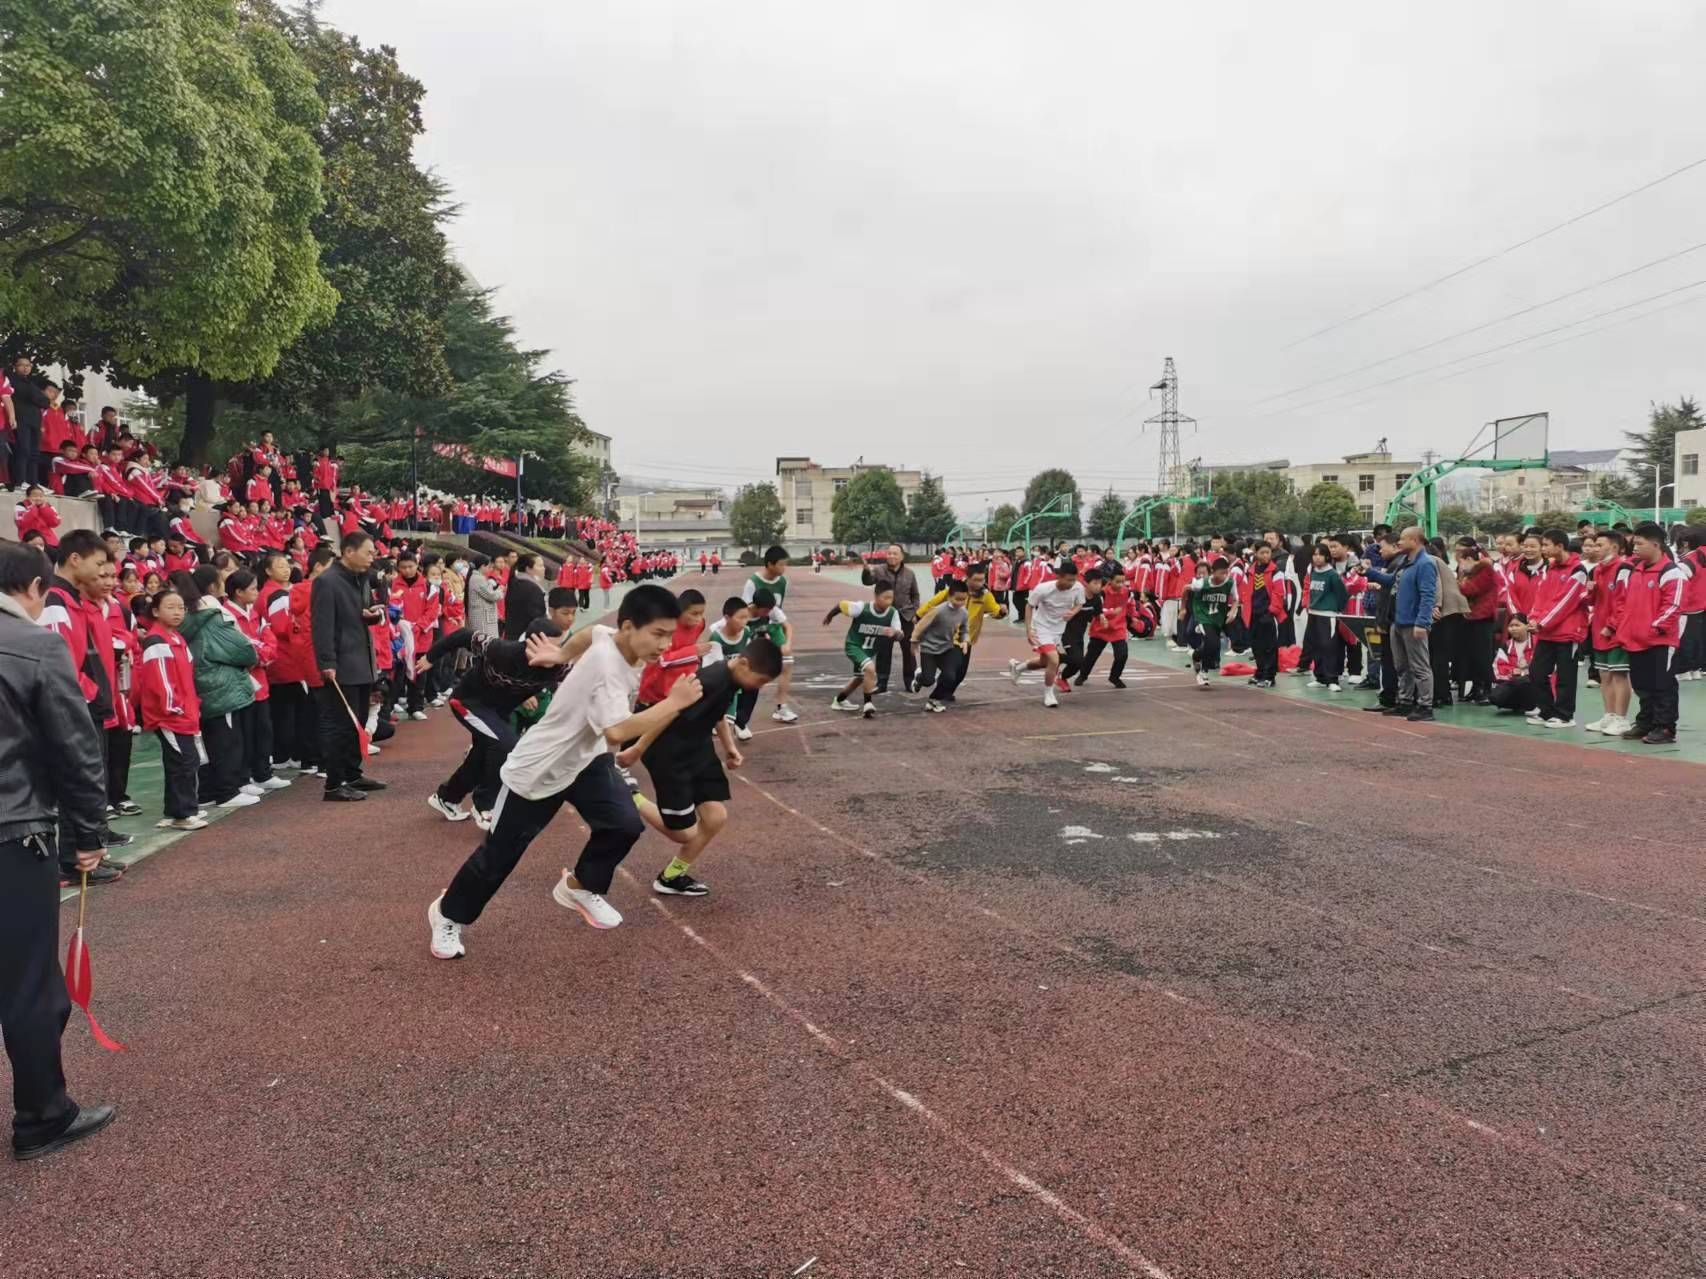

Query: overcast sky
[[327, 0, 1706, 512]]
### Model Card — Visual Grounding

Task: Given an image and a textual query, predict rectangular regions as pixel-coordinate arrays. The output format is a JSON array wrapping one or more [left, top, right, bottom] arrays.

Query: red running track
[[6, 570, 1705, 1278]]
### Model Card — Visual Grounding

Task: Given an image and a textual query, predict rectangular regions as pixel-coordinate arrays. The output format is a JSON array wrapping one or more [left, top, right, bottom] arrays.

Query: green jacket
[[179, 603, 258, 718]]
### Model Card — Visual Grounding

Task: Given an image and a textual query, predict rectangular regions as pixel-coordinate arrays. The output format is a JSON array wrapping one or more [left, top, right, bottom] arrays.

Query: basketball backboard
[[1491, 413, 1549, 463]]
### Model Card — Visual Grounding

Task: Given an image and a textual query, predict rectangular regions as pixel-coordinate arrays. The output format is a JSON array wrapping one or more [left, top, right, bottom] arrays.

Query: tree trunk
[[179, 375, 218, 468]]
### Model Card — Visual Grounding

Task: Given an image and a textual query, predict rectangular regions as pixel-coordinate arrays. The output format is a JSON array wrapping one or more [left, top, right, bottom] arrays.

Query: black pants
[[1460, 618, 1495, 699], [1250, 614, 1280, 682], [314, 681, 370, 789], [156, 729, 202, 818], [58, 707, 110, 871], [1307, 615, 1344, 685], [1376, 628, 1399, 703], [316, 489, 335, 519], [1430, 614, 1463, 703], [236, 701, 273, 784], [729, 686, 759, 730], [197, 711, 245, 803], [270, 683, 307, 765], [1629, 647, 1680, 731], [919, 647, 967, 702], [874, 615, 917, 692], [440, 754, 644, 924], [1678, 613, 1706, 676], [1057, 631, 1090, 683], [1075, 637, 1128, 683], [1011, 589, 1028, 622], [1345, 632, 1364, 677], [440, 700, 519, 813], [1, 836, 78, 1151], [1489, 679, 1540, 713], [106, 726, 133, 806], [13, 421, 41, 486], [1529, 638, 1578, 721]]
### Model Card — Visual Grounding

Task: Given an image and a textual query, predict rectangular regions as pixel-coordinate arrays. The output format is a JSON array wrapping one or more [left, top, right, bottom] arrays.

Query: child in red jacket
[[136, 587, 206, 829], [14, 486, 61, 547]]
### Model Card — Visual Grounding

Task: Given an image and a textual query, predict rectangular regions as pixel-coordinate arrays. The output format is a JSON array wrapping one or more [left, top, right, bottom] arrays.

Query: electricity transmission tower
[[1143, 357, 1197, 524]]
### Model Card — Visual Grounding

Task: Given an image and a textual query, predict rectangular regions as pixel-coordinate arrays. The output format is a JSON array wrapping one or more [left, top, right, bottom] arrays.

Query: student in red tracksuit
[[1675, 528, 1706, 679], [217, 501, 261, 555], [1526, 531, 1591, 727], [137, 587, 207, 829], [222, 569, 287, 791], [1074, 565, 1137, 687], [1583, 530, 1634, 735], [1488, 616, 1541, 714], [256, 550, 304, 771], [1237, 544, 1289, 686], [1615, 523, 1688, 743], [1504, 535, 1544, 619], [88, 560, 143, 819], [14, 487, 60, 546]]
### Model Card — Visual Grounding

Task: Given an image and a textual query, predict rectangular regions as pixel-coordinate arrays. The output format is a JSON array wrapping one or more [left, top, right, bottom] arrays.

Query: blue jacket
[[1365, 550, 1439, 628]]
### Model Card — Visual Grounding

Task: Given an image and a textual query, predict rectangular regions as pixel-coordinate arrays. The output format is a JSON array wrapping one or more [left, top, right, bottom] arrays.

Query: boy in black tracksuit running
[[1054, 570, 1104, 689]]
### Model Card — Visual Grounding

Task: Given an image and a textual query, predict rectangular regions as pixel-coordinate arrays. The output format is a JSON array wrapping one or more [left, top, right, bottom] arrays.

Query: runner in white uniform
[[1009, 560, 1085, 707]]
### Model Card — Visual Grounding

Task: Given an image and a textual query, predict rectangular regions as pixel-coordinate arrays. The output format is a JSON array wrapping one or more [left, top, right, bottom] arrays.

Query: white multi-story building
[[571, 427, 612, 471], [1676, 428, 1705, 510], [1284, 449, 1425, 527], [775, 456, 925, 544]]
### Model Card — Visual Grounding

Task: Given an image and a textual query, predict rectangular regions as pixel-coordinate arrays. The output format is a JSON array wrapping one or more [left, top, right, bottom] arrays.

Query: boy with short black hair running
[[1008, 559, 1084, 707], [426, 585, 701, 959], [709, 596, 759, 740], [1188, 557, 1235, 688], [741, 545, 798, 722], [628, 636, 784, 895], [912, 582, 970, 711], [825, 585, 903, 718]]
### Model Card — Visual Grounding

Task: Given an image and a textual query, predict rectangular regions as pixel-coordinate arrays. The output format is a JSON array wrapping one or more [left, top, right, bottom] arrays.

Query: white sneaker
[[366, 743, 381, 756], [1008, 658, 1024, 684], [427, 895, 465, 960], [771, 704, 799, 723], [1195, 671, 1209, 688], [427, 792, 470, 822], [861, 702, 875, 719], [1605, 714, 1632, 735], [552, 871, 623, 929], [830, 698, 861, 713], [240, 783, 267, 797], [733, 724, 753, 741], [1525, 708, 1544, 720], [1585, 714, 1610, 733], [472, 808, 494, 832], [299, 764, 320, 777], [165, 815, 209, 831], [259, 776, 292, 790], [275, 759, 301, 771], [1043, 688, 1059, 708], [409, 711, 429, 722], [924, 699, 944, 713], [1540, 716, 1573, 729], [220, 792, 260, 809]]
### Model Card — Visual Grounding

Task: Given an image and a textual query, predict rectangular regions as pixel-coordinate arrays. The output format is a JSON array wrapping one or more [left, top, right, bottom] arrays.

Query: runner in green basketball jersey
[[741, 545, 797, 722], [822, 584, 903, 719], [1186, 556, 1236, 688], [710, 596, 759, 740]]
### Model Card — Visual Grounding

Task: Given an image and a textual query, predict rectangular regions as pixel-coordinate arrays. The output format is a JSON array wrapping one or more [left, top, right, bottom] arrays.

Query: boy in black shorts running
[[824, 585, 903, 718], [631, 636, 784, 895]]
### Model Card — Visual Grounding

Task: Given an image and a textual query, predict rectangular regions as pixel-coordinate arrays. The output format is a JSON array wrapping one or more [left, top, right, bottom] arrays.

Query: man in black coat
[[311, 531, 386, 802], [9, 356, 50, 490], [861, 544, 920, 693], [502, 553, 547, 640], [0, 543, 116, 1160]]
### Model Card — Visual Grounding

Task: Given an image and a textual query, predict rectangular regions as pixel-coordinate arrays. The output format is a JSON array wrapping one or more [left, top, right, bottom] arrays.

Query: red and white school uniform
[[14, 499, 60, 546]]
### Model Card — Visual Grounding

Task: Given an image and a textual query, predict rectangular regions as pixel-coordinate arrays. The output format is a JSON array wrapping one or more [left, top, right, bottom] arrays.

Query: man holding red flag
[[0, 542, 117, 1160]]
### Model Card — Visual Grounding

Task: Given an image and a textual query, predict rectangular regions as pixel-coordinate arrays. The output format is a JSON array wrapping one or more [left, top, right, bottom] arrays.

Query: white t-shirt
[[500, 625, 639, 800], [1027, 579, 1085, 641]]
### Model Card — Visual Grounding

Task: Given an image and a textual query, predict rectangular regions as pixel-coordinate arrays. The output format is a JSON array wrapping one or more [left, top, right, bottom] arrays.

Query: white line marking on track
[[640, 892, 1176, 1279]]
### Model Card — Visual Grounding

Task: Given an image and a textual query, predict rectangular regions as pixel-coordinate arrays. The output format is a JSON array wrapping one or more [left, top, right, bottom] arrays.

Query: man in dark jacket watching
[[0, 543, 116, 1159], [861, 543, 921, 693], [9, 356, 50, 490], [502, 552, 547, 640], [312, 531, 386, 802]]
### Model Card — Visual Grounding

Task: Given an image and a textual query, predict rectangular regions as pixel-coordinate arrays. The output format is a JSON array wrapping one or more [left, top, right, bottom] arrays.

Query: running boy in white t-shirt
[[1008, 560, 1084, 708]]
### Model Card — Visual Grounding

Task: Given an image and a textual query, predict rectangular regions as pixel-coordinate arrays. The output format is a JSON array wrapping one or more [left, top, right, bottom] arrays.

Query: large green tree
[[1020, 468, 1083, 541], [0, 0, 336, 382], [905, 473, 955, 546], [1300, 481, 1360, 533], [727, 482, 785, 549], [1617, 397, 1703, 505], [1435, 503, 1476, 537], [988, 502, 1022, 544], [1086, 489, 1128, 543], [832, 469, 908, 546], [1184, 471, 1301, 536]]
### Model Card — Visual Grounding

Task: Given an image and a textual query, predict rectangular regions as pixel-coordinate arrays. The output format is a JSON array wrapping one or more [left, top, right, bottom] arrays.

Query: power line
[[1282, 152, 1706, 350], [1260, 274, 1706, 419], [1255, 237, 1706, 405]]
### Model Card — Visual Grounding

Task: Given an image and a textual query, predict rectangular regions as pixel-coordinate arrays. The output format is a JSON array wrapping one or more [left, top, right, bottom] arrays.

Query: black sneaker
[[1109, 677, 1127, 688], [654, 871, 709, 896], [1362, 702, 1395, 713], [1381, 703, 1415, 716], [323, 784, 367, 802], [103, 832, 135, 849], [1355, 679, 1380, 691], [1406, 707, 1435, 722], [1642, 727, 1677, 744], [1620, 724, 1651, 741], [114, 800, 143, 817], [346, 777, 388, 792]]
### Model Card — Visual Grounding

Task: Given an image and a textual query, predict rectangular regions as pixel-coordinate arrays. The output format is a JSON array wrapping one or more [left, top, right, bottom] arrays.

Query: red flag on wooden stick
[[65, 874, 128, 1052]]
